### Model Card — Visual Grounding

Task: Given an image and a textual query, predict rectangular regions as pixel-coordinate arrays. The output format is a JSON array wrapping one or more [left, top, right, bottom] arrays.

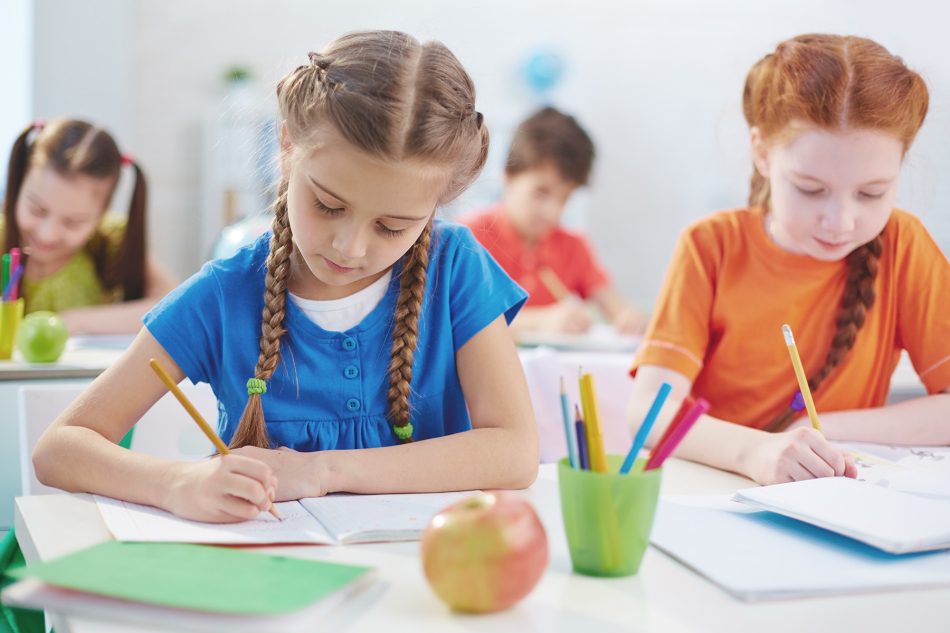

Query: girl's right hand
[[747, 427, 858, 485], [162, 455, 278, 523]]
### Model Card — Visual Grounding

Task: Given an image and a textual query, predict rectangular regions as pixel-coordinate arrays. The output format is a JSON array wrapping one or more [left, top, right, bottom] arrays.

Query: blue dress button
[[342, 337, 357, 351], [344, 365, 359, 379], [346, 398, 361, 411]]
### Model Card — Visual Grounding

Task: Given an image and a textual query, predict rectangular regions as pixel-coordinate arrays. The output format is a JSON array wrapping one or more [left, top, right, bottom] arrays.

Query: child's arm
[[32, 327, 277, 522], [60, 255, 179, 335], [627, 364, 857, 485], [785, 388, 950, 445], [591, 286, 648, 335], [233, 315, 540, 498]]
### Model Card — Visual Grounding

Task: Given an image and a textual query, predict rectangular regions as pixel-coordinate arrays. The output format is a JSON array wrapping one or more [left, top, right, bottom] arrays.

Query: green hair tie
[[246, 378, 267, 395], [393, 423, 413, 440]]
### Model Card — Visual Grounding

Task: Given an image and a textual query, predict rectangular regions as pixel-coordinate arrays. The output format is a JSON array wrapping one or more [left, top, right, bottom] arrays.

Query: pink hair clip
[[120, 153, 135, 166], [32, 119, 46, 131]]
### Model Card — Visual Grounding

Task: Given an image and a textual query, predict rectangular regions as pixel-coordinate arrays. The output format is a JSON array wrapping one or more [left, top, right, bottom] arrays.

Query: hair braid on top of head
[[764, 235, 882, 432], [241, 31, 489, 446], [230, 180, 292, 449], [740, 34, 926, 433], [386, 222, 431, 443]]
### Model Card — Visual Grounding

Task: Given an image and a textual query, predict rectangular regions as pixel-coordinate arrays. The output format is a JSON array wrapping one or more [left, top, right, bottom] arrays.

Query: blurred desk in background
[[0, 337, 132, 531]]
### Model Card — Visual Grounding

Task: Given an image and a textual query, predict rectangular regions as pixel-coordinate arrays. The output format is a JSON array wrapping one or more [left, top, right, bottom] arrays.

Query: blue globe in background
[[522, 49, 565, 95]]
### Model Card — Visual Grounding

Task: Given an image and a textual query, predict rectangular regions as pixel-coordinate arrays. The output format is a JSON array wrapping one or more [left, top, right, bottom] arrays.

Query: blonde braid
[[229, 180, 293, 449], [386, 222, 432, 443], [763, 234, 883, 432]]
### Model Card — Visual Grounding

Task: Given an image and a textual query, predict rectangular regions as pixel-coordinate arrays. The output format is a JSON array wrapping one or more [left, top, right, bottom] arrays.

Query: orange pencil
[[149, 359, 281, 520]]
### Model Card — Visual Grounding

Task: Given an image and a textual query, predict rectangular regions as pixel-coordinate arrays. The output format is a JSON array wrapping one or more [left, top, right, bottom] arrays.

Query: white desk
[[14, 458, 949, 633]]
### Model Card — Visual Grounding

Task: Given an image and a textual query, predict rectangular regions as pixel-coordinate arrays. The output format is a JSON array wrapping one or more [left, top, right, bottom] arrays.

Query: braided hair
[[740, 34, 927, 432], [229, 31, 489, 449], [763, 235, 883, 432]]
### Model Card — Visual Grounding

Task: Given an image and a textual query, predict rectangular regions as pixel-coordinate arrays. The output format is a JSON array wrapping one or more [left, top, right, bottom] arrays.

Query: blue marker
[[620, 382, 672, 474]]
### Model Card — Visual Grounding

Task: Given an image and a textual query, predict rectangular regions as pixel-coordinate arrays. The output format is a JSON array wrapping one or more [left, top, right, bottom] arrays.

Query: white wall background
[[24, 0, 950, 307], [0, 0, 33, 194]]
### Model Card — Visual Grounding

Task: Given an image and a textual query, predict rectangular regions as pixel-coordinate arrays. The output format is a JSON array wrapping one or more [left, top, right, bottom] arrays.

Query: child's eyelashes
[[376, 223, 405, 238], [313, 198, 344, 216], [859, 191, 886, 200], [794, 185, 825, 197], [313, 197, 406, 238]]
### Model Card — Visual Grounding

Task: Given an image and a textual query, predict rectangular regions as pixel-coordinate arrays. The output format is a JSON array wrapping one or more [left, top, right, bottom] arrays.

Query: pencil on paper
[[148, 358, 281, 520], [782, 324, 822, 433]]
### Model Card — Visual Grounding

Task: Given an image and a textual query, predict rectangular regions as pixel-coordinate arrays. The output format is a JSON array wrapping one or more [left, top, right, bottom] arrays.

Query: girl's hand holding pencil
[[150, 359, 281, 523]]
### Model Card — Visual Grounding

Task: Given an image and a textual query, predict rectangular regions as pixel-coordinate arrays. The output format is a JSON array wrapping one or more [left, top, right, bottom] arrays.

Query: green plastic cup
[[558, 454, 662, 577]]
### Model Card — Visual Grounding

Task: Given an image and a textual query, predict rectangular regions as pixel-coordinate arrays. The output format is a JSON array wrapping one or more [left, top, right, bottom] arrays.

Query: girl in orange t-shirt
[[629, 34, 950, 486]]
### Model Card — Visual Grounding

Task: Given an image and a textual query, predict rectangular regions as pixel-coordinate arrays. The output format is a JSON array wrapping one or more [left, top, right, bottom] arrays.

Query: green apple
[[17, 311, 69, 363]]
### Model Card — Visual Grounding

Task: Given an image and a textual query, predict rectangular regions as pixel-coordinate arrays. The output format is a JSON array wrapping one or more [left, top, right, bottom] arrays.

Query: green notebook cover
[[10, 541, 372, 616]]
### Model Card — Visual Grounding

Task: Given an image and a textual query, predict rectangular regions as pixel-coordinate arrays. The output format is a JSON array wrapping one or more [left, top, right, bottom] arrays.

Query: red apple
[[421, 491, 548, 614]]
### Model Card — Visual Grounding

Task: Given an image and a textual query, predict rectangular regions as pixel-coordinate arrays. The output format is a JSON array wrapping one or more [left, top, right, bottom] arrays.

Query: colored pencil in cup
[[620, 382, 672, 475], [579, 370, 608, 473], [644, 398, 710, 471], [649, 395, 694, 462], [560, 377, 579, 468], [1, 254, 8, 298], [782, 324, 822, 433], [148, 358, 281, 520], [2, 265, 24, 302], [574, 405, 589, 470], [8, 249, 18, 301]]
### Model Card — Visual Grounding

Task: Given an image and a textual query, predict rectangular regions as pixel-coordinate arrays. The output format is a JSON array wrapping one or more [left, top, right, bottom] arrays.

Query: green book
[[2, 541, 375, 631]]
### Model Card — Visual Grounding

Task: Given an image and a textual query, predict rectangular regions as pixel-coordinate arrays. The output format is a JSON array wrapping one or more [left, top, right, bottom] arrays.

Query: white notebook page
[[95, 496, 335, 545], [651, 495, 950, 601], [299, 491, 478, 544], [733, 477, 950, 553]]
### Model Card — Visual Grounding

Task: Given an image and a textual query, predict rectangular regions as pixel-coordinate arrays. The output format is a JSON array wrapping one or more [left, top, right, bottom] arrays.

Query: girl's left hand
[[230, 446, 328, 501]]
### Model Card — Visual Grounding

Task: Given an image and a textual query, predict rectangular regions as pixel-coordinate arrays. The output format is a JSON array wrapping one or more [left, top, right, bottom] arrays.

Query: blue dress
[[144, 220, 527, 450]]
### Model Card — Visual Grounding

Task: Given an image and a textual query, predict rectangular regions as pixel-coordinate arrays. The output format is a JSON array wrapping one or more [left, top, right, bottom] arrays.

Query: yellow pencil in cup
[[148, 359, 281, 520], [781, 325, 822, 433]]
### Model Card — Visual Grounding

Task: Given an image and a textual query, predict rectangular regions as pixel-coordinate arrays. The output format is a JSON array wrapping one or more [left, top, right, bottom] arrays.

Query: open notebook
[[96, 491, 477, 545], [733, 476, 950, 554], [652, 495, 950, 602]]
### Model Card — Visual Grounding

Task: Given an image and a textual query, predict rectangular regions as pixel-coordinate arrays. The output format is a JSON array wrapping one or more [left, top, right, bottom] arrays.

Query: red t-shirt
[[459, 205, 611, 306]]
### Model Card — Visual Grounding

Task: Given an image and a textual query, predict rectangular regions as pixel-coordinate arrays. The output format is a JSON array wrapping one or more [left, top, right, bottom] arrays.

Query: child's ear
[[750, 126, 771, 178], [278, 123, 294, 180]]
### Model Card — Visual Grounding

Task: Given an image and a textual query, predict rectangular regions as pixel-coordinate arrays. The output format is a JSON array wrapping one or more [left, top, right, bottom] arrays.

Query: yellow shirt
[[2, 214, 127, 314]]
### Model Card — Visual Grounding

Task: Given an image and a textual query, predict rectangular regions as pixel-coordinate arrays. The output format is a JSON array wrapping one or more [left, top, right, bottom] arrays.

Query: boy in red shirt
[[460, 107, 645, 334]]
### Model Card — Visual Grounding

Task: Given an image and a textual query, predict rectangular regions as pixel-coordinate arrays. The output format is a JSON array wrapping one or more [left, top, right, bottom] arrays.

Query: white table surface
[[14, 458, 949, 633]]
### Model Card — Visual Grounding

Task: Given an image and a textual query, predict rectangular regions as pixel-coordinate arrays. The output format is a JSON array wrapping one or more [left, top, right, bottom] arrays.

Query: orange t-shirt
[[459, 205, 611, 306], [631, 207, 950, 429]]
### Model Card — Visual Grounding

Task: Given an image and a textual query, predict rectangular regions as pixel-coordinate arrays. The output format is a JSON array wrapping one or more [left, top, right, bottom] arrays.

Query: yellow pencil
[[148, 359, 281, 520], [537, 266, 571, 302], [578, 370, 609, 473], [781, 325, 822, 433]]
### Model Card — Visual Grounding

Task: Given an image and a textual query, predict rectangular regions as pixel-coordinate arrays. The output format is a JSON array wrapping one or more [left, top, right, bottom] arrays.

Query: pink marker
[[8, 248, 19, 301], [644, 398, 710, 471]]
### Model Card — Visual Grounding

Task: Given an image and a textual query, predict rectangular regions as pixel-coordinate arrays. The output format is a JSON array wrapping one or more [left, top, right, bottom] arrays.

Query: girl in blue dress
[[34, 31, 539, 523]]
